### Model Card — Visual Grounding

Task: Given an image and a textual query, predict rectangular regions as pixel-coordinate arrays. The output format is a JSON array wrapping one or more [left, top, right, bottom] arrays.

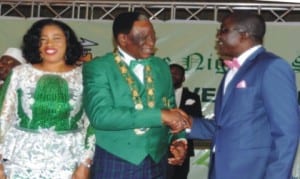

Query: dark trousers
[[91, 145, 167, 179], [208, 153, 216, 179]]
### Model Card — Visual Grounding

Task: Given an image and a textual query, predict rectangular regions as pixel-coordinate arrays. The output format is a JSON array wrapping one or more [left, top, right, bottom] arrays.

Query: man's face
[[170, 66, 185, 89], [0, 56, 21, 81], [123, 20, 156, 59], [215, 16, 243, 59]]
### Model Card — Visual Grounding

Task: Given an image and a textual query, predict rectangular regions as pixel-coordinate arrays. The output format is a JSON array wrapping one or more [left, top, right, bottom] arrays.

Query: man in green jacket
[[83, 12, 190, 178]]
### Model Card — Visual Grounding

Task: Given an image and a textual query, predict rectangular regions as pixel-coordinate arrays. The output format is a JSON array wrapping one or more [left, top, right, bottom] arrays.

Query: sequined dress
[[0, 64, 95, 179]]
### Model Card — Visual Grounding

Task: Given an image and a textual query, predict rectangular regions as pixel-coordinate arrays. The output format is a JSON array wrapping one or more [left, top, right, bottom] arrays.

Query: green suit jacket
[[83, 52, 183, 165]]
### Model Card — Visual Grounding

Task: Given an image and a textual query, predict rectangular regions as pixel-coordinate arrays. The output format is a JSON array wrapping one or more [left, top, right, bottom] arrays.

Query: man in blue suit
[[188, 11, 300, 179]]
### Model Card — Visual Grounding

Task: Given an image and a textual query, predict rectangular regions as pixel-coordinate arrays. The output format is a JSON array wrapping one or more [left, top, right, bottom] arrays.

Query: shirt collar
[[175, 87, 183, 107], [175, 86, 183, 93], [117, 46, 135, 66], [236, 45, 262, 67]]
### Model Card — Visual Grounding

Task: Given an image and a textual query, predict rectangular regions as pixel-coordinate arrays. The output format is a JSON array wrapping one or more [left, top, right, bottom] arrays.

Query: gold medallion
[[145, 66, 151, 71], [115, 55, 121, 62], [120, 66, 127, 73], [148, 88, 154, 95], [126, 77, 133, 84], [147, 77, 153, 83], [148, 101, 155, 108], [132, 90, 139, 97]]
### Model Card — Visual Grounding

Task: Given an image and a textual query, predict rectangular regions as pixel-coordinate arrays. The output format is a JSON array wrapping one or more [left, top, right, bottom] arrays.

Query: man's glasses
[[217, 28, 245, 35]]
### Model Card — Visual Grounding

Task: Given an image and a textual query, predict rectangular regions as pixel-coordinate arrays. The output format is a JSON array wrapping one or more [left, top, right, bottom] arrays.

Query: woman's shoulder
[[12, 63, 33, 73], [13, 64, 82, 78]]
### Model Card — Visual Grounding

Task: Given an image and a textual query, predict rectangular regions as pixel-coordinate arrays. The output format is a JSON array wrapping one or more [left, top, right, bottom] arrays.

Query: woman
[[0, 19, 95, 179]]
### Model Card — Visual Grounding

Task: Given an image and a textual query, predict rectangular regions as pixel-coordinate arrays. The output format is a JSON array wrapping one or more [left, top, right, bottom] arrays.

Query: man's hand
[[161, 108, 191, 133], [168, 139, 188, 166]]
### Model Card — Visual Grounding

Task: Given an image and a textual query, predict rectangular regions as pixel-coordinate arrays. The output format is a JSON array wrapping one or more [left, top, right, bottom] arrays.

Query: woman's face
[[39, 24, 67, 64]]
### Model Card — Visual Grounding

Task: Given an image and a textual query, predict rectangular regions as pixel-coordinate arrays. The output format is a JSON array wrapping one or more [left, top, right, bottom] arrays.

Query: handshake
[[161, 108, 192, 133], [161, 109, 192, 166]]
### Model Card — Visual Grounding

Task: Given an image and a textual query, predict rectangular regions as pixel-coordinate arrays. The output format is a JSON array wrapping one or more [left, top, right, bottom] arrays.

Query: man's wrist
[[161, 109, 172, 125]]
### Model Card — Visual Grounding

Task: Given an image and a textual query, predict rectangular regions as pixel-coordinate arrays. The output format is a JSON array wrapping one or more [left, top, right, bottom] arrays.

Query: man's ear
[[117, 33, 127, 46], [240, 31, 250, 41]]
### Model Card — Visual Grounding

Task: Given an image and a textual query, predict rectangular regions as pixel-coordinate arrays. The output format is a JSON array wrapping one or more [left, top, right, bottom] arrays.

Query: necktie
[[129, 59, 150, 83], [129, 59, 149, 69], [223, 58, 240, 69]]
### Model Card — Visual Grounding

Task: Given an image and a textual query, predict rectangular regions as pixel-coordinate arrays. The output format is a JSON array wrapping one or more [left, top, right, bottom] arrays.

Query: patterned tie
[[223, 58, 240, 69]]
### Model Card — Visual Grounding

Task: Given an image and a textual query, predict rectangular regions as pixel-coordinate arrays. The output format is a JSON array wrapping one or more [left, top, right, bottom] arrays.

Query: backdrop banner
[[1, 19, 300, 178]]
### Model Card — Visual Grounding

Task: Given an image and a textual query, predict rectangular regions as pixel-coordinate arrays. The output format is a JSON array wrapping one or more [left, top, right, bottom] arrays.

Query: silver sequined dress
[[0, 64, 95, 179]]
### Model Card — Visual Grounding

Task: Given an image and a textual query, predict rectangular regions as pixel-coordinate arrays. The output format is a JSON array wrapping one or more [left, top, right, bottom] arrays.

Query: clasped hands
[[161, 108, 191, 166], [161, 108, 192, 134], [168, 139, 187, 166]]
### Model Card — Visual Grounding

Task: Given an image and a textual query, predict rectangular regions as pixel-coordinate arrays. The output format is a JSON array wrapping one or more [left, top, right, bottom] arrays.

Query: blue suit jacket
[[188, 47, 300, 179]]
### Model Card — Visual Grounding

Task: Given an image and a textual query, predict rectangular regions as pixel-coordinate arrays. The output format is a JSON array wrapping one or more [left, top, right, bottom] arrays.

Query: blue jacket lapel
[[214, 75, 226, 123], [220, 47, 265, 114]]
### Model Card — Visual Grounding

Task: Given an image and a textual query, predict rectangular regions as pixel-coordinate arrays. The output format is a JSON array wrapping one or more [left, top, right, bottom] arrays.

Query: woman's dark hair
[[22, 18, 83, 65]]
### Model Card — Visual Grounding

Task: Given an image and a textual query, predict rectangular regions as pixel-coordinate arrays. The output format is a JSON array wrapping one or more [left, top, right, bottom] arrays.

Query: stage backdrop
[[1, 18, 300, 178]]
